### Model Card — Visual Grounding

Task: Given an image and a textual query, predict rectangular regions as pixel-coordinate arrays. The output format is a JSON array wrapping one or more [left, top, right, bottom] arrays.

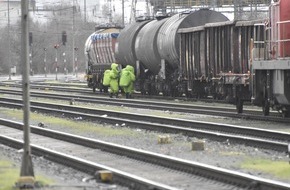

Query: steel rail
[[0, 135, 178, 190], [0, 81, 252, 105], [1, 119, 290, 190], [0, 98, 289, 152], [0, 88, 288, 123]]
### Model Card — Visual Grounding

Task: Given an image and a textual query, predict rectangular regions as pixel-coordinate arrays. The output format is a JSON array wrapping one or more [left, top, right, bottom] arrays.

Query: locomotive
[[251, 0, 290, 117], [84, 0, 290, 117]]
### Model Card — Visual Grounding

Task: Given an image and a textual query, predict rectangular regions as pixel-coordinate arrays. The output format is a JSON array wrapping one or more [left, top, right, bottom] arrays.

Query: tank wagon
[[115, 9, 229, 96], [251, 0, 290, 117], [85, 26, 121, 92]]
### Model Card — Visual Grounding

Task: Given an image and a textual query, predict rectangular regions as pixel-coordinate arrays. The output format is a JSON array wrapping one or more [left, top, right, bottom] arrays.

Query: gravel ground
[[0, 96, 290, 189], [43, 119, 290, 183], [0, 145, 126, 190]]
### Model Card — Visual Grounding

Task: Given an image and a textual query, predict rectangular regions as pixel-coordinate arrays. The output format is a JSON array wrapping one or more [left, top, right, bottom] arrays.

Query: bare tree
[[0, 1, 119, 75]]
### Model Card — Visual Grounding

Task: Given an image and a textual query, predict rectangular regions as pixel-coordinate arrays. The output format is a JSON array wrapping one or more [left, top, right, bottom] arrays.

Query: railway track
[[0, 97, 289, 152], [1, 80, 252, 106], [0, 88, 289, 124], [1, 118, 290, 190]]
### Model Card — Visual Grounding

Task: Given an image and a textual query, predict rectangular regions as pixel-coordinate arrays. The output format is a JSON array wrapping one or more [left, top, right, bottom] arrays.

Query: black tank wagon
[[115, 9, 229, 96]]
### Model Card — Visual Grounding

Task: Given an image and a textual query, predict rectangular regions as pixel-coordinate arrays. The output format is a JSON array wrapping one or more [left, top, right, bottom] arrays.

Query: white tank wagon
[[85, 27, 120, 92]]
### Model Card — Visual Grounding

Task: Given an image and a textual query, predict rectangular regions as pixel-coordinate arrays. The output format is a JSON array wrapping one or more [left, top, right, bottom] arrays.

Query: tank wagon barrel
[[135, 19, 168, 75], [116, 9, 228, 96], [157, 9, 229, 71], [115, 21, 150, 68]]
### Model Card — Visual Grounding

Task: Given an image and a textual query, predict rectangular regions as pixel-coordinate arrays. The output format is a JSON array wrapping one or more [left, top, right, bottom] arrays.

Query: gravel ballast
[[0, 100, 289, 188]]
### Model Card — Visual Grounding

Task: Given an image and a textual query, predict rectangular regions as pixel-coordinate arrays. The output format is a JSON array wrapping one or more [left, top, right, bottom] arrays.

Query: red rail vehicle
[[252, 0, 290, 117]]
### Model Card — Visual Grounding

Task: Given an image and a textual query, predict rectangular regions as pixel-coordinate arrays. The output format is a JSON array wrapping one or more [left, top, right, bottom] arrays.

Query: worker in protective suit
[[109, 63, 120, 98], [119, 65, 135, 99], [102, 69, 111, 93]]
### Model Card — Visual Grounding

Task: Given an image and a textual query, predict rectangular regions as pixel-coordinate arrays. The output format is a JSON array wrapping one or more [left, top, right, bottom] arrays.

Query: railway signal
[[44, 48, 47, 78], [54, 44, 59, 80], [62, 31, 67, 45], [29, 32, 32, 46], [74, 47, 78, 77]]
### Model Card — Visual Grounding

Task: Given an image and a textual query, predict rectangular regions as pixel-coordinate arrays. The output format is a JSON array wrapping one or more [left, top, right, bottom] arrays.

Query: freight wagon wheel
[[141, 90, 146, 95], [235, 86, 243, 113], [149, 85, 158, 95], [282, 110, 290, 118], [103, 86, 108, 93], [141, 83, 148, 95], [148, 88, 155, 96], [196, 92, 203, 99], [162, 84, 171, 96], [236, 97, 243, 114], [262, 99, 270, 116], [262, 84, 270, 116], [175, 92, 183, 97], [162, 91, 169, 96]]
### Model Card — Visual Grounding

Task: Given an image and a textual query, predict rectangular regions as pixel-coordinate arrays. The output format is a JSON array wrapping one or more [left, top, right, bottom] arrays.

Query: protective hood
[[111, 63, 118, 70], [126, 65, 134, 73]]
